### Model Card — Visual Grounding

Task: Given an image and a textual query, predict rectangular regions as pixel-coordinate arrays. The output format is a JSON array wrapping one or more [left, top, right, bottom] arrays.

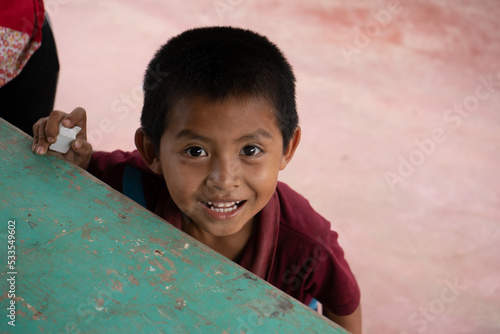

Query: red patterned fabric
[[0, 0, 44, 86]]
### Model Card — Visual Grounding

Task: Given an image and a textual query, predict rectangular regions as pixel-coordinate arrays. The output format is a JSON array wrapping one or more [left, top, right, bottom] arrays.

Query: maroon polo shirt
[[89, 150, 360, 315]]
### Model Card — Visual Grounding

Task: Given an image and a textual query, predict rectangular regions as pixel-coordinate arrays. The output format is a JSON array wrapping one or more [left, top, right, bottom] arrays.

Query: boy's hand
[[32, 107, 92, 170]]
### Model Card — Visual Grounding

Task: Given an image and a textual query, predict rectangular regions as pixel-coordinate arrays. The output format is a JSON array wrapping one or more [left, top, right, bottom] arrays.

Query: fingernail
[[74, 140, 81, 149], [37, 146, 44, 155], [32, 143, 36, 151], [62, 119, 71, 127], [47, 137, 55, 143]]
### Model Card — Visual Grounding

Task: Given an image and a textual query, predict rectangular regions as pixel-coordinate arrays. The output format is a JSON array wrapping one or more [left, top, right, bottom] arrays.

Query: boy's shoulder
[[267, 183, 360, 315], [275, 181, 335, 247]]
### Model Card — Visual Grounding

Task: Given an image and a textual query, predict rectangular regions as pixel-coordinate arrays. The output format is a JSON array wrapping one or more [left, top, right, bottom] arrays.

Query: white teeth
[[211, 202, 235, 208], [212, 205, 238, 213], [204, 201, 243, 213]]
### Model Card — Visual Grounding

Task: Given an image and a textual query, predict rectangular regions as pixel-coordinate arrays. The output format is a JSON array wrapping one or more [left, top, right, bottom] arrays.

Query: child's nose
[[206, 156, 241, 191]]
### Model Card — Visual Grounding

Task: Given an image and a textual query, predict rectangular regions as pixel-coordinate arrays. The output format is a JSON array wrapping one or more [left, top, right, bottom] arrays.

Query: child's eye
[[185, 146, 207, 157], [240, 146, 262, 156]]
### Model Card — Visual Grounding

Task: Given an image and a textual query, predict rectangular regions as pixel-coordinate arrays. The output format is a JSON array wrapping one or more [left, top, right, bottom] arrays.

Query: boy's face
[[153, 95, 298, 240]]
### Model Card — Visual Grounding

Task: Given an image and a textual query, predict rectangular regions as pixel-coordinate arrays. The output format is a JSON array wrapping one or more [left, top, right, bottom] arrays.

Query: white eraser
[[49, 123, 82, 154]]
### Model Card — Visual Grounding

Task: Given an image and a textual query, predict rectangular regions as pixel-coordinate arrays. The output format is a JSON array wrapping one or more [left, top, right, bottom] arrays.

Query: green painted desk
[[0, 118, 348, 333]]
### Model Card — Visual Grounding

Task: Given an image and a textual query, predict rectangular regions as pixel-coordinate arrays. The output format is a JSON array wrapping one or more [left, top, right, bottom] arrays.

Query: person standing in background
[[0, 0, 59, 136]]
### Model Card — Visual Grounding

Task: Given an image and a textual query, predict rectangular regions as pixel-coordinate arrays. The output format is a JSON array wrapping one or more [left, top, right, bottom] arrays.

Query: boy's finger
[[34, 119, 50, 155], [32, 118, 43, 150], [62, 107, 87, 138], [44, 110, 69, 143], [71, 139, 92, 154], [68, 139, 93, 169]]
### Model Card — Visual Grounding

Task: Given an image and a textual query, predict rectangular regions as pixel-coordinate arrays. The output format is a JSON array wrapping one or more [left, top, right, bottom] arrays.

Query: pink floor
[[49, 1, 500, 333]]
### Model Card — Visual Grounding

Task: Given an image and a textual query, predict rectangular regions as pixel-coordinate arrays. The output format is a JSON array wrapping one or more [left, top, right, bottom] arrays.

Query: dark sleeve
[[88, 150, 142, 192], [306, 230, 361, 316], [275, 182, 360, 316], [87, 150, 164, 211]]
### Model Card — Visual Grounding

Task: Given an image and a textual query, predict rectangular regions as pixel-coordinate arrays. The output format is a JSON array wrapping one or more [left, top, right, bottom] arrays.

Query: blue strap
[[309, 298, 318, 311], [122, 165, 147, 207]]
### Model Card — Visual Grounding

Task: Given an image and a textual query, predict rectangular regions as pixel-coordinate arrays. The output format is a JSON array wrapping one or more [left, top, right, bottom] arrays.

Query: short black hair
[[141, 26, 298, 151]]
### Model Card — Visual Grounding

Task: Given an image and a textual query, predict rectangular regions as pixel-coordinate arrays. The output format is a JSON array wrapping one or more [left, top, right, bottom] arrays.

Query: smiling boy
[[143, 94, 291, 261], [32, 26, 361, 332]]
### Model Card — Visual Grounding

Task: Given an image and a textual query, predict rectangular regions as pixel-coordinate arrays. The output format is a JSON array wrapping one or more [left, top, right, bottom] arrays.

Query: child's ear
[[135, 128, 162, 174], [280, 126, 301, 170]]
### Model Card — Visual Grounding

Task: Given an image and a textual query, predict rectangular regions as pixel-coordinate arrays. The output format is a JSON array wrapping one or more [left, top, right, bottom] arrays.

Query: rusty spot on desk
[[128, 275, 139, 286], [175, 297, 187, 310]]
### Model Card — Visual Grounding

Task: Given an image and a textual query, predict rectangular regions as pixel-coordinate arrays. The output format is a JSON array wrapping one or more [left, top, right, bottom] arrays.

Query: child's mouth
[[202, 200, 246, 213]]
